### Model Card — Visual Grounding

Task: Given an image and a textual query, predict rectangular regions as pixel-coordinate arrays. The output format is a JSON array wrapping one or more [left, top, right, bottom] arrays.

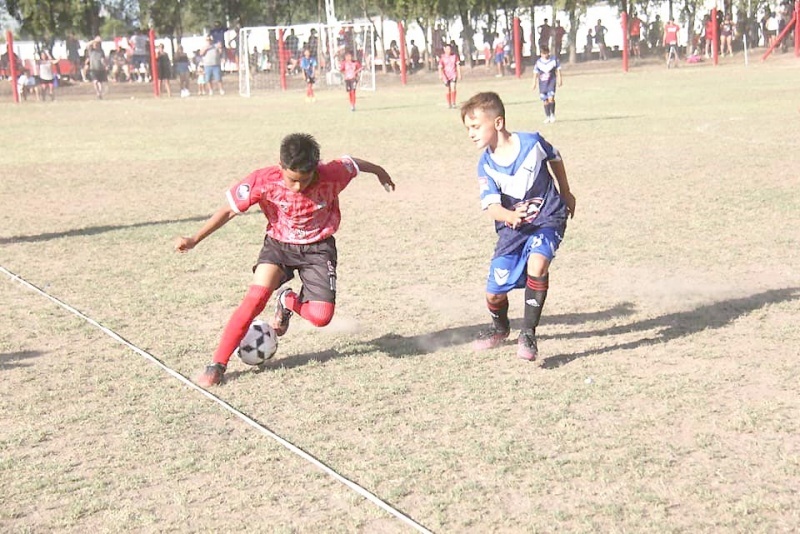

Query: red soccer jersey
[[439, 53, 458, 81], [630, 18, 641, 37], [664, 23, 680, 44], [226, 157, 360, 244], [340, 59, 361, 81]]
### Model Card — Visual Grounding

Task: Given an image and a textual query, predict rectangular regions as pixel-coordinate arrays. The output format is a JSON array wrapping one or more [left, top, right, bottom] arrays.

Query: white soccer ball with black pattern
[[236, 320, 278, 365]]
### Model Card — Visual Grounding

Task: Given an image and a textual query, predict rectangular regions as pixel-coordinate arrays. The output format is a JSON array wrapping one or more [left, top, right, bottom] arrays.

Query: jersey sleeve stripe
[[225, 190, 243, 214], [341, 155, 360, 176]]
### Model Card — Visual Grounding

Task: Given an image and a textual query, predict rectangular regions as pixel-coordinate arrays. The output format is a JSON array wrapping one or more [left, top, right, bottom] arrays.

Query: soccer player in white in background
[[532, 45, 562, 123], [175, 133, 396, 387], [461, 92, 576, 361]]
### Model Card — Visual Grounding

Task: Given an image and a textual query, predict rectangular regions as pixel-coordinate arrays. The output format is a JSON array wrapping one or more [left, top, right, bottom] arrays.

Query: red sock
[[446, 92, 451, 106], [351, 91, 356, 106], [452, 89, 456, 104], [212, 285, 271, 365]]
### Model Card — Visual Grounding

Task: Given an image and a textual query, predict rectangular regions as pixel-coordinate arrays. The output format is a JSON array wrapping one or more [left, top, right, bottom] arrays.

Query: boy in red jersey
[[438, 43, 462, 109], [340, 51, 362, 111], [176, 133, 396, 387], [663, 18, 681, 67]]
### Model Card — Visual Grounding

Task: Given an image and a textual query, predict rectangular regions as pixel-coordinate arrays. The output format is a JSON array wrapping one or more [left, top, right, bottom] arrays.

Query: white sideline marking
[[1, 265, 433, 534]]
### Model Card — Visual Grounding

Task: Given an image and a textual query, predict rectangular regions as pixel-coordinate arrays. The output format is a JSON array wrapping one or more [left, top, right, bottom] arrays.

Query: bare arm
[[175, 204, 237, 252], [549, 159, 576, 218], [350, 157, 396, 192], [557, 69, 563, 87]]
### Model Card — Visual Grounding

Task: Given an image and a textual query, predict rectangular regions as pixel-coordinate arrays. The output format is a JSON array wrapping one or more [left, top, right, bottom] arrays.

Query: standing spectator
[[538, 19, 552, 54], [196, 65, 206, 95], [308, 28, 320, 62], [553, 20, 567, 57], [492, 32, 506, 77], [156, 43, 172, 97], [584, 29, 594, 59], [86, 37, 107, 99], [438, 42, 462, 109], [532, 46, 562, 123], [483, 41, 492, 71], [765, 11, 779, 49], [409, 39, 421, 71], [66, 33, 82, 80], [594, 19, 608, 60], [720, 14, 735, 56], [173, 45, 191, 97], [649, 15, 664, 54], [36, 51, 58, 101], [703, 14, 715, 58], [129, 28, 149, 82], [629, 12, 643, 59], [201, 36, 224, 95], [663, 18, 681, 67]]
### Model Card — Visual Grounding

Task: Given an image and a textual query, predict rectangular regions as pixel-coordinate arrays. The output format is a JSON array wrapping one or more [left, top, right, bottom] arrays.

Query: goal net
[[238, 22, 376, 97]]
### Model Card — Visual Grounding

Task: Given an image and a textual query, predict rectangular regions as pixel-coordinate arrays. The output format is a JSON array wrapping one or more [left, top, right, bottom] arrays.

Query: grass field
[[2, 54, 800, 532]]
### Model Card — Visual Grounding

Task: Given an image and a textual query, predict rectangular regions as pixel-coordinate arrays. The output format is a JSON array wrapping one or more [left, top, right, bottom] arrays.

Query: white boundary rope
[[1, 265, 433, 534]]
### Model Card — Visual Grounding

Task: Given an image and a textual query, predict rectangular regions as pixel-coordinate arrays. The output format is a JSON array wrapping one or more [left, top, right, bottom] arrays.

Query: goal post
[[239, 22, 375, 97]]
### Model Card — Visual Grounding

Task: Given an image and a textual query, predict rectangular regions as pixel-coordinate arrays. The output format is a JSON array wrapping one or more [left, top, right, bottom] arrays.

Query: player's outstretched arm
[[351, 157, 396, 192], [175, 205, 237, 253], [549, 160, 576, 218]]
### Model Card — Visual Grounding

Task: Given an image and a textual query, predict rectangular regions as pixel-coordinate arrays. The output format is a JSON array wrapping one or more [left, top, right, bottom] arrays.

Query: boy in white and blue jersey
[[533, 46, 562, 123], [461, 92, 576, 361]]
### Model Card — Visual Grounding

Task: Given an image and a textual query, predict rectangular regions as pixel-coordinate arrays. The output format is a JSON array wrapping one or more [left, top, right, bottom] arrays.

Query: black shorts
[[345, 79, 357, 91], [256, 235, 337, 303], [90, 69, 108, 82]]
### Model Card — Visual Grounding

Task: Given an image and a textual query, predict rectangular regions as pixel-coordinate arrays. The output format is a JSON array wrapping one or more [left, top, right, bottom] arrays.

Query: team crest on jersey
[[236, 184, 251, 200], [478, 176, 490, 193], [494, 268, 510, 285], [341, 158, 356, 175]]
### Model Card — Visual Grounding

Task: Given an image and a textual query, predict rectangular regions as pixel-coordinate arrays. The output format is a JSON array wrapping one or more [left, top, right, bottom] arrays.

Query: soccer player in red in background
[[438, 43, 462, 109], [175, 133, 396, 387], [340, 51, 362, 111]]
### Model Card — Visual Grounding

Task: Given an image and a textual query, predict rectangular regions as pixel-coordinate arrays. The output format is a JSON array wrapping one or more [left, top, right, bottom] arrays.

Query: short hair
[[540, 45, 550, 54], [280, 133, 320, 173], [460, 92, 505, 123]]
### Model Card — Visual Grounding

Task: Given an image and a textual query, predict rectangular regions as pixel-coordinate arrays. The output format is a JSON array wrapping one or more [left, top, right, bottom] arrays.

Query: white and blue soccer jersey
[[534, 56, 560, 97], [478, 132, 568, 257]]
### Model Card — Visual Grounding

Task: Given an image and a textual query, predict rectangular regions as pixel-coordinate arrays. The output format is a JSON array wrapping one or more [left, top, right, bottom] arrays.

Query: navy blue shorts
[[485, 226, 564, 294]]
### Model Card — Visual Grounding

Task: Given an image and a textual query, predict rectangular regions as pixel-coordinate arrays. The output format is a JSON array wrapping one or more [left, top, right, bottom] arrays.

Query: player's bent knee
[[304, 301, 335, 327]]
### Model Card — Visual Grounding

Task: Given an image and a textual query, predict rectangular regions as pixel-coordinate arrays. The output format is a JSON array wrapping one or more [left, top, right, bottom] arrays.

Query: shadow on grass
[[540, 287, 800, 369], [0, 215, 210, 245], [369, 302, 637, 358], [0, 350, 45, 370]]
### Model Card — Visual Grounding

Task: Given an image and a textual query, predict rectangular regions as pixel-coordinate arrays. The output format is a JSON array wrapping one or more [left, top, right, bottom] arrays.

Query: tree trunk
[[459, 7, 474, 68], [530, 2, 537, 56], [568, 5, 578, 63]]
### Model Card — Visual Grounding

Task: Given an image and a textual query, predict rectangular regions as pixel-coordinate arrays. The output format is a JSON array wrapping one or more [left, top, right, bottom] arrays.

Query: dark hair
[[540, 45, 550, 54], [280, 133, 320, 173], [460, 91, 505, 123]]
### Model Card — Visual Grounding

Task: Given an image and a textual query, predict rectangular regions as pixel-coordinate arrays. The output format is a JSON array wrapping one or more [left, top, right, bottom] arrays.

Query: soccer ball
[[236, 320, 278, 365]]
